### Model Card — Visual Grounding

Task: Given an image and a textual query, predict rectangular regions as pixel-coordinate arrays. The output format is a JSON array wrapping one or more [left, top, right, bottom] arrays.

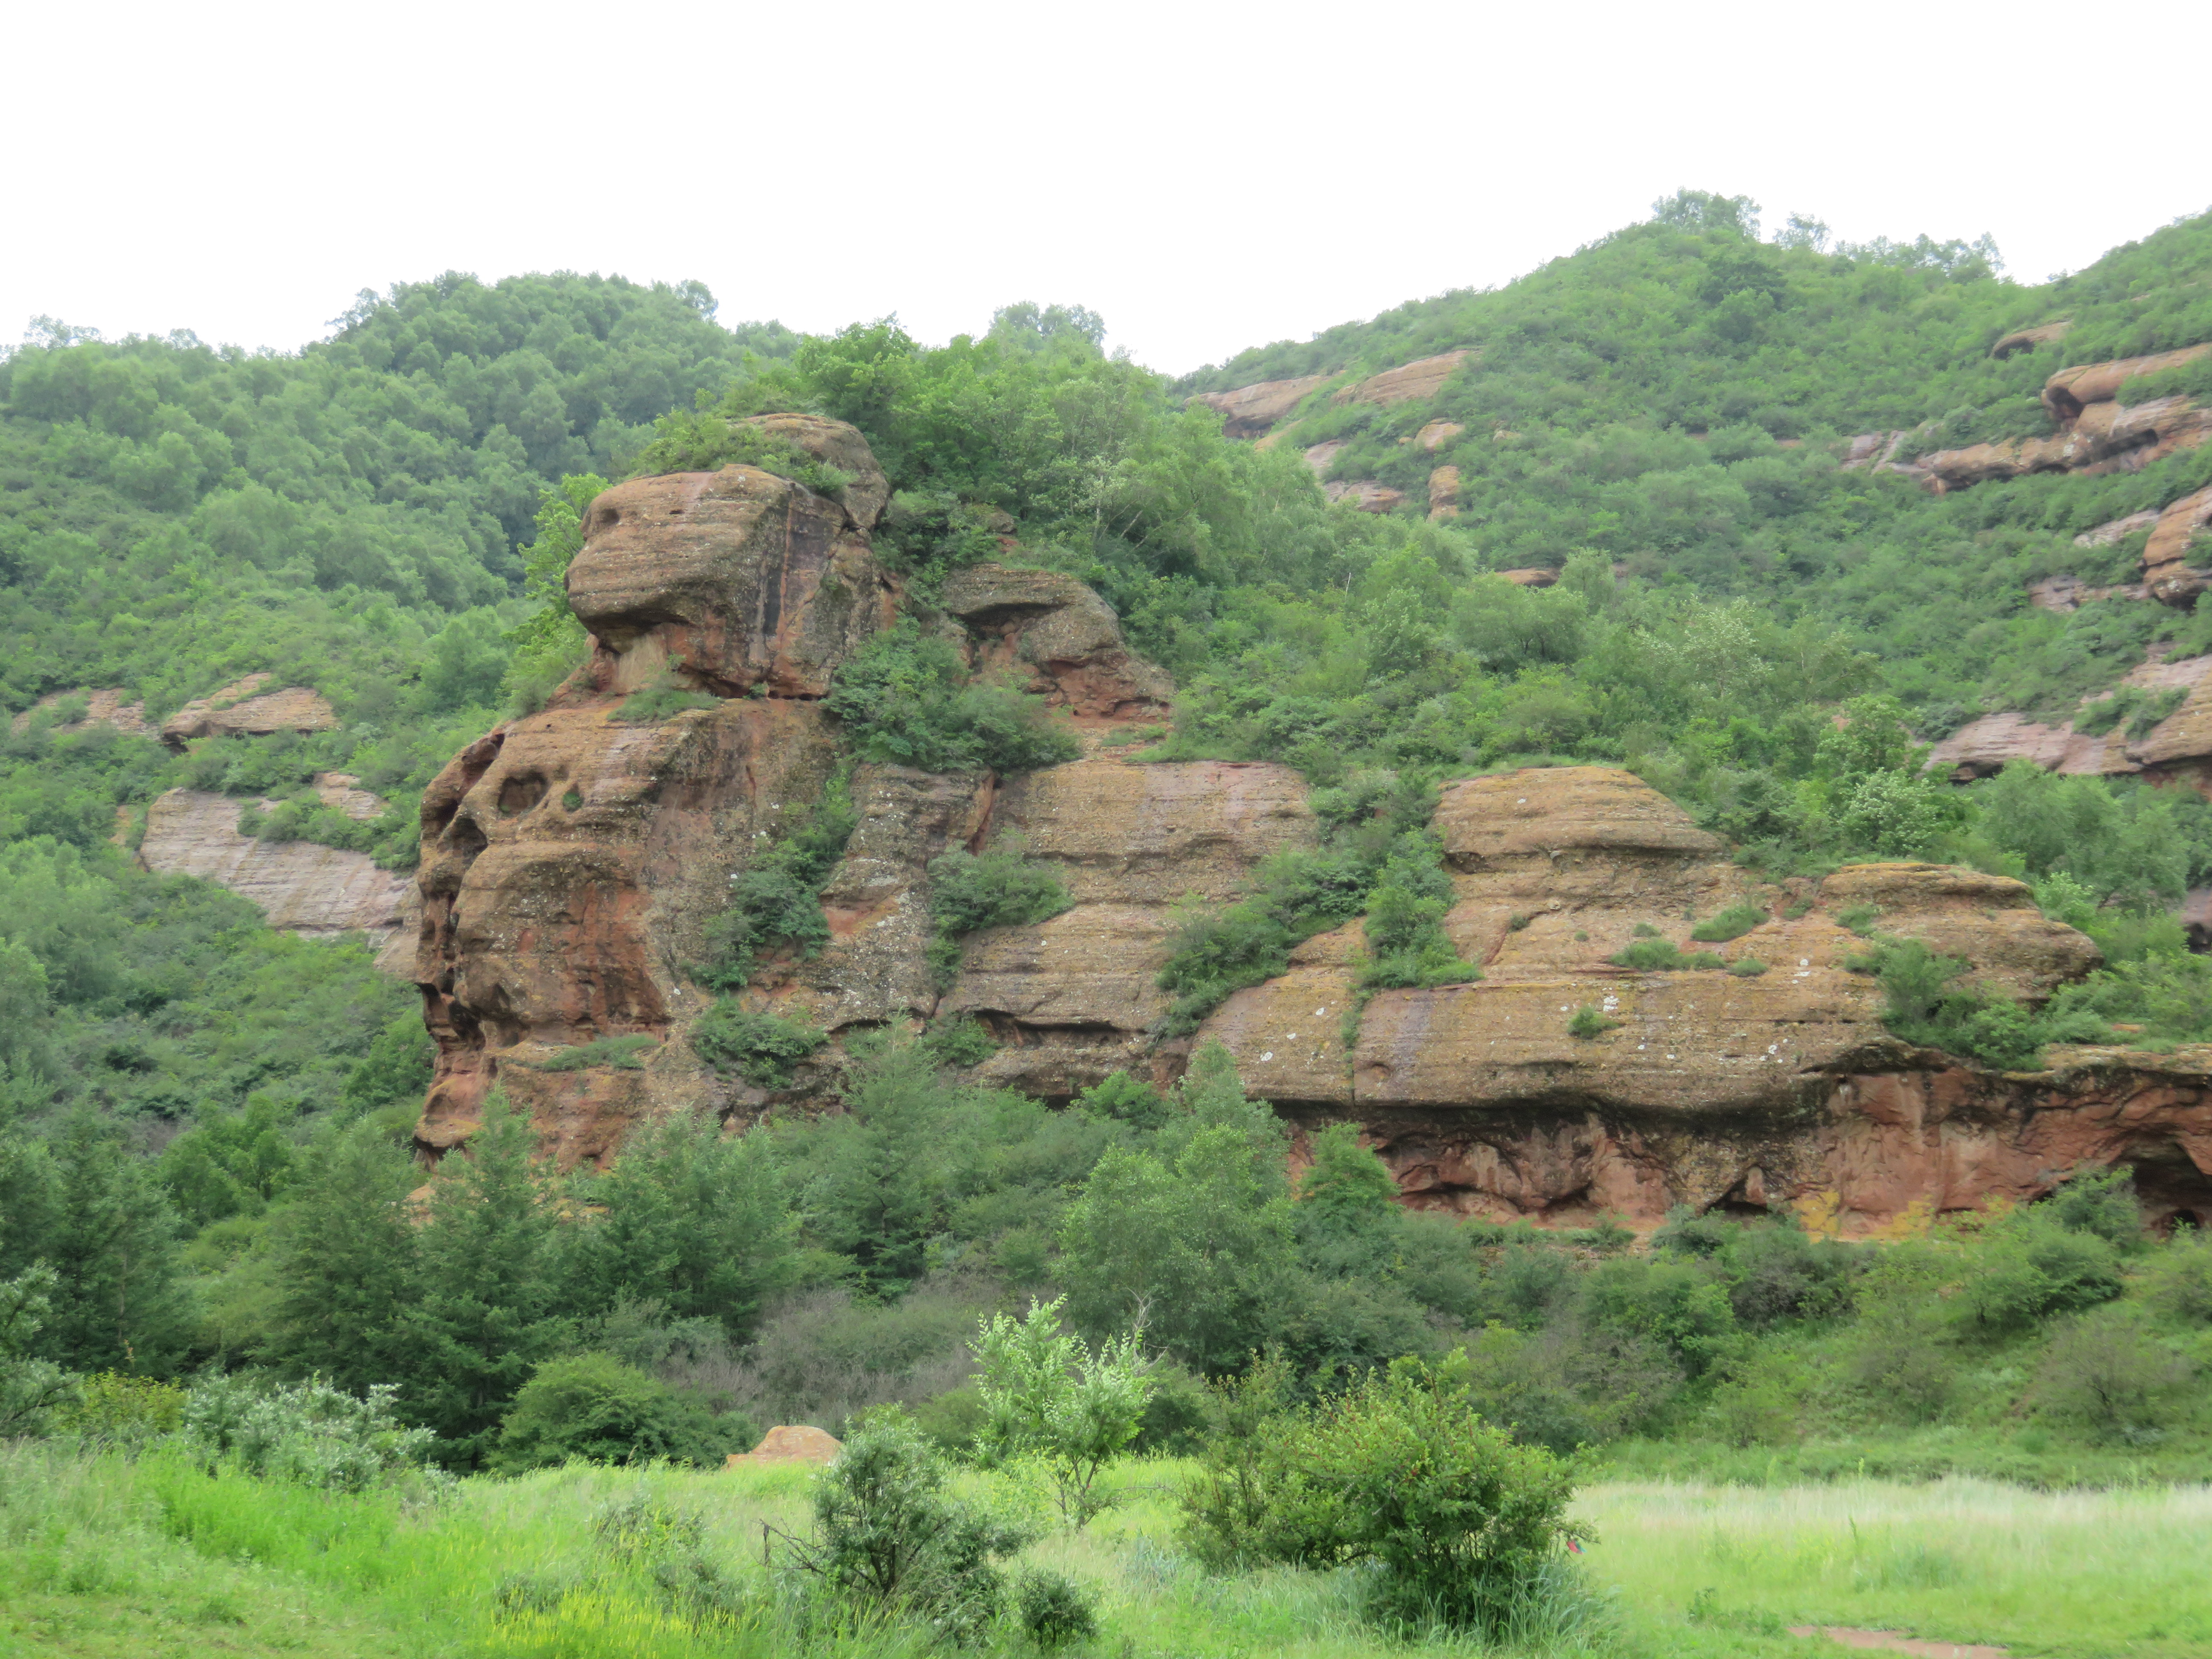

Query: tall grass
[[8, 1443, 2209, 1658]]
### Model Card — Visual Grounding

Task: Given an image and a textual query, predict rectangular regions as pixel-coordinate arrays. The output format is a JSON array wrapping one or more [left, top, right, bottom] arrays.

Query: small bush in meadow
[[1691, 902, 1767, 943]]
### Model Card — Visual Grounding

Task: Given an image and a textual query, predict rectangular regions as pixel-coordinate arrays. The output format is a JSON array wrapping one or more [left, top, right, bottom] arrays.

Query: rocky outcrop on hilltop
[[160, 674, 338, 748], [408, 418, 2212, 1234], [1187, 350, 1473, 445]]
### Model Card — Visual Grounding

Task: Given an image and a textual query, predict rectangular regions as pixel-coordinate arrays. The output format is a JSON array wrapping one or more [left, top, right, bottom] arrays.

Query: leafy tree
[[969, 1295, 1154, 1525], [493, 1352, 745, 1471]]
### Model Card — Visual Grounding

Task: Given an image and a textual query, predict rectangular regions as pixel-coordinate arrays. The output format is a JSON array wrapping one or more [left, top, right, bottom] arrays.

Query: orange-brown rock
[[1427, 465, 1461, 521], [938, 564, 1172, 719], [1191, 767, 2197, 1234], [2072, 508, 2162, 548], [940, 757, 1318, 1098], [1325, 480, 1404, 513], [1494, 567, 1559, 588], [1416, 421, 1466, 451], [160, 674, 338, 749], [1301, 439, 1345, 477], [1911, 345, 2212, 498], [1841, 432, 1908, 469], [1190, 374, 1335, 439], [1915, 396, 2212, 492], [728, 1425, 841, 1467], [10, 688, 151, 736], [1926, 652, 2212, 783], [565, 420, 896, 700], [2026, 575, 2147, 612], [2042, 343, 2212, 422], [2141, 483, 2212, 605], [1332, 351, 1473, 407], [139, 788, 413, 942], [1991, 319, 2072, 358]]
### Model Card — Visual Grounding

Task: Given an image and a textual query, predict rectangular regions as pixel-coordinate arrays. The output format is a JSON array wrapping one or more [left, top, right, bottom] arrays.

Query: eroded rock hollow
[[409, 418, 2212, 1235]]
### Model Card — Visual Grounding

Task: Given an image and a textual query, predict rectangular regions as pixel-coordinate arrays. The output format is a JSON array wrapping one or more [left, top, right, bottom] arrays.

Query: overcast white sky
[[7, 0, 2209, 377]]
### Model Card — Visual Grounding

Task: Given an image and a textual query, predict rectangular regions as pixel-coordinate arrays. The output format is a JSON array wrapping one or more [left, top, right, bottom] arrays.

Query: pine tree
[[271, 1119, 422, 1392], [41, 1108, 188, 1374], [560, 1111, 793, 1341], [402, 1093, 567, 1466]]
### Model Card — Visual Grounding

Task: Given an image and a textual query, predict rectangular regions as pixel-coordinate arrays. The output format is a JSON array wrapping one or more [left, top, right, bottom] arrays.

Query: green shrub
[[180, 1375, 435, 1490], [690, 1001, 829, 1088], [1836, 903, 1881, 935], [2143, 1228, 2212, 1321], [536, 1034, 660, 1071], [777, 1412, 1030, 1644], [826, 621, 1080, 774], [1958, 1219, 2125, 1331], [494, 1353, 746, 1472], [2030, 1310, 2193, 1439], [1567, 1005, 1619, 1039], [2044, 1165, 2144, 1250], [1728, 957, 1768, 977], [629, 415, 853, 496], [1690, 902, 1767, 943], [691, 775, 857, 990], [1015, 1569, 1099, 1647], [928, 845, 1071, 935], [614, 675, 720, 724], [1608, 937, 1723, 971], [1180, 1358, 1584, 1634], [920, 1019, 998, 1069]]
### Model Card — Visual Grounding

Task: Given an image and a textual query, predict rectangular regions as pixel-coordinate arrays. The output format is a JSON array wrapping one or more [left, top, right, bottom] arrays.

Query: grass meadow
[[0, 1444, 2204, 1659]]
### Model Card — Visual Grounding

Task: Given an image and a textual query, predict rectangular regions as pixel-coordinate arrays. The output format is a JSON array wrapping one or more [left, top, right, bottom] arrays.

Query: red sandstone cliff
[[406, 417, 2212, 1237]]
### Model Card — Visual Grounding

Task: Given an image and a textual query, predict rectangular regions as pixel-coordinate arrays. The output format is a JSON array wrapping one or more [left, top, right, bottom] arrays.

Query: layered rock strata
[[161, 674, 338, 748], [1190, 374, 1333, 439], [410, 422, 2212, 1234], [1910, 345, 2212, 498], [1926, 650, 2212, 787], [138, 783, 413, 944], [1194, 768, 2209, 1234]]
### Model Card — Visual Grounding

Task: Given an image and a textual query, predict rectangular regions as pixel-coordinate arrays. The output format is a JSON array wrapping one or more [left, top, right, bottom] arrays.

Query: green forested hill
[[0, 274, 794, 1131], [9, 200, 2212, 1455]]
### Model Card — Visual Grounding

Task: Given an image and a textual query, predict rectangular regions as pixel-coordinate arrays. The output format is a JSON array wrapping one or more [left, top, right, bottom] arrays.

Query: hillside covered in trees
[[7, 193, 2212, 1502]]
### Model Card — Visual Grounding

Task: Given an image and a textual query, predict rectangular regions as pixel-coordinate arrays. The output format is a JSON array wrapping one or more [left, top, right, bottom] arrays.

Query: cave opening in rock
[[2120, 1144, 2212, 1235], [496, 774, 547, 817]]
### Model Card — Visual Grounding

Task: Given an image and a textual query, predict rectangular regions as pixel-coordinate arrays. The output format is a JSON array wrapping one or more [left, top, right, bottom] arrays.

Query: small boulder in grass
[[728, 1425, 843, 1468]]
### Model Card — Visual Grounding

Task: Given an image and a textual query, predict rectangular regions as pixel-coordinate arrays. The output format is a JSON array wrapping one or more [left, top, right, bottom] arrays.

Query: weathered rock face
[[139, 786, 413, 943], [1190, 374, 1334, 439], [1912, 346, 2212, 498], [1415, 421, 1466, 451], [1926, 650, 2212, 786], [938, 565, 1173, 719], [1193, 767, 2212, 1234], [1332, 351, 1473, 407], [413, 423, 2212, 1233], [1427, 465, 1461, 521], [10, 688, 151, 736], [1991, 320, 2072, 359], [565, 429, 896, 701], [2141, 483, 2212, 605], [160, 674, 338, 748]]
